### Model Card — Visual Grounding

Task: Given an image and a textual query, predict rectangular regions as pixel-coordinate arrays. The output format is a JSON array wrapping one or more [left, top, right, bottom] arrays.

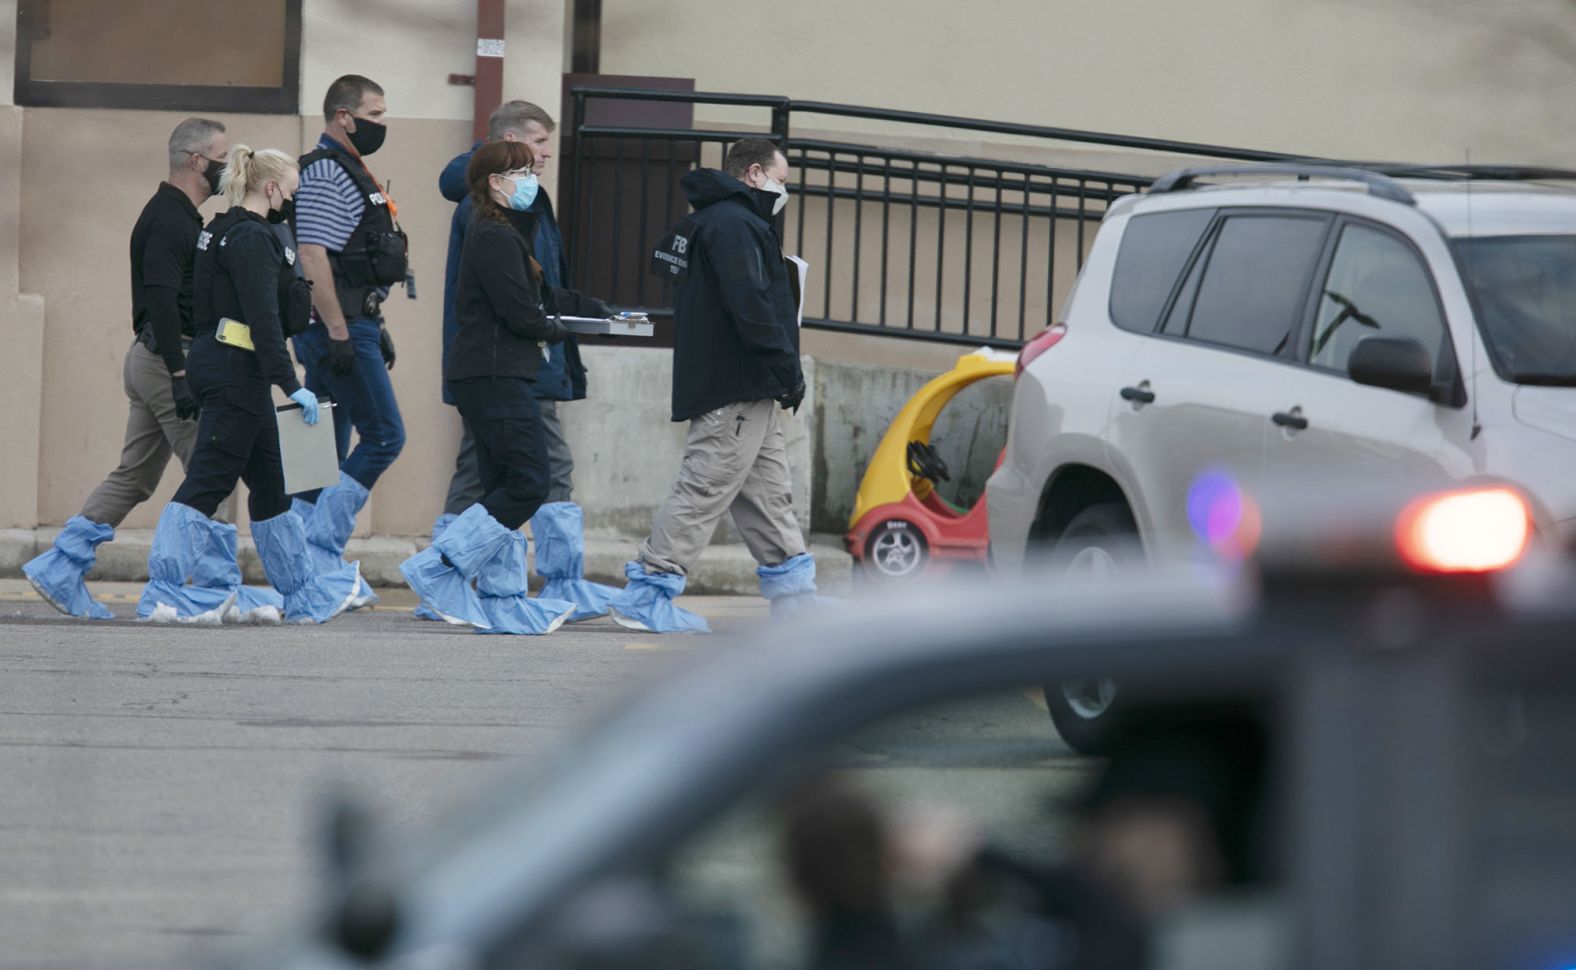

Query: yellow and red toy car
[[845, 349, 1016, 581]]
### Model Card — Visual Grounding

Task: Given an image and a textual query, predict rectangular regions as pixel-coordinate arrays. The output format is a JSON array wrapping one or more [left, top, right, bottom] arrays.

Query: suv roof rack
[[1369, 164, 1576, 184], [1148, 164, 1416, 205]]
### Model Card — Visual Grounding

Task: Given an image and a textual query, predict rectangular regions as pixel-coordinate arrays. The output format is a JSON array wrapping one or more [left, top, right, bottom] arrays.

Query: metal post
[[472, 0, 506, 144]]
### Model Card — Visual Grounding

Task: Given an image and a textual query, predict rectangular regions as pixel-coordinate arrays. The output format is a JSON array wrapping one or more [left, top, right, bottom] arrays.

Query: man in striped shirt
[[289, 75, 408, 606]]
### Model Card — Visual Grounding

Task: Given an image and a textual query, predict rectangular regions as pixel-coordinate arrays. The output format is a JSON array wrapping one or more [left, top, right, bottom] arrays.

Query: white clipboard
[[556, 312, 655, 337], [275, 400, 340, 496]]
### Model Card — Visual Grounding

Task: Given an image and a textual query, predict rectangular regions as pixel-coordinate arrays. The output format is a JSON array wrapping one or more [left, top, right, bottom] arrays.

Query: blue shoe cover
[[474, 593, 578, 635], [253, 511, 361, 624], [400, 545, 490, 629], [231, 585, 285, 625], [23, 516, 115, 619], [302, 473, 378, 610], [188, 519, 283, 624], [542, 577, 619, 622], [431, 512, 458, 541], [758, 553, 837, 617], [414, 513, 461, 622], [138, 503, 237, 624], [191, 519, 244, 589], [300, 538, 378, 610], [475, 529, 529, 598], [531, 502, 619, 621], [434, 504, 517, 578], [305, 471, 369, 551], [607, 561, 710, 634]]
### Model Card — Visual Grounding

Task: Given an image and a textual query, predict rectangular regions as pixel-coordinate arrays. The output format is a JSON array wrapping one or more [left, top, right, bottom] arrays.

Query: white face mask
[[758, 175, 789, 216]]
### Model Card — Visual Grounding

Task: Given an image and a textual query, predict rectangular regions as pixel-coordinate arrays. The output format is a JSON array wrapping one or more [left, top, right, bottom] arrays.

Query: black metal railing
[[564, 88, 1295, 348]]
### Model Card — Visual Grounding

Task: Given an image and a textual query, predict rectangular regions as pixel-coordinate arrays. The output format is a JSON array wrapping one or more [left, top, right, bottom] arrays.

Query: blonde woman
[[138, 147, 360, 624]]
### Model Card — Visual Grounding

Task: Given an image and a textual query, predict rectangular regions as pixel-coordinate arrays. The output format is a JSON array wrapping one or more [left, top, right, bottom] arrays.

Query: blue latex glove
[[288, 388, 320, 425]]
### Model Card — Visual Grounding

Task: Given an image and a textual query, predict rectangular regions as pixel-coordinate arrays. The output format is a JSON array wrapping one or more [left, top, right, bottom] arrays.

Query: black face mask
[[202, 156, 224, 196], [268, 197, 295, 226], [347, 117, 387, 157]]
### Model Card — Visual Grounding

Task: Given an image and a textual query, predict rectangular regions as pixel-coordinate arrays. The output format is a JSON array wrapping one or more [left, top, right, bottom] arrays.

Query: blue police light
[[1187, 470, 1261, 561]]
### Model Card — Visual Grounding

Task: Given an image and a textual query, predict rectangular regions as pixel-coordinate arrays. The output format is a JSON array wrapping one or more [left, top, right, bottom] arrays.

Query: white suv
[[987, 164, 1576, 750]]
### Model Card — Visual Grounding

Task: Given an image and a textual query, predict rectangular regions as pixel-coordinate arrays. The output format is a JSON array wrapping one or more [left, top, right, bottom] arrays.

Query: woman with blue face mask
[[400, 140, 613, 634]]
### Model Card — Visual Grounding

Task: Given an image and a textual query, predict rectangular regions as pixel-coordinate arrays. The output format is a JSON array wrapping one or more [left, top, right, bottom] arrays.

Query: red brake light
[[1395, 486, 1531, 573], [1015, 323, 1067, 378]]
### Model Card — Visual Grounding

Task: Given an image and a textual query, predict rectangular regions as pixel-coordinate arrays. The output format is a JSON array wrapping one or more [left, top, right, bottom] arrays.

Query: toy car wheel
[[864, 520, 929, 581]]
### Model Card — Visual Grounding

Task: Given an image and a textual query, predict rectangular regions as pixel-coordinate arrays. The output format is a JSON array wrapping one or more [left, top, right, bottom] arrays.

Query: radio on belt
[[554, 311, 654, 338]]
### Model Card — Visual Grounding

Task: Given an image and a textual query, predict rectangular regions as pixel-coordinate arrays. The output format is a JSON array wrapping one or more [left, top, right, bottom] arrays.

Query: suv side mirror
[[1348, 336, 1435, 397]]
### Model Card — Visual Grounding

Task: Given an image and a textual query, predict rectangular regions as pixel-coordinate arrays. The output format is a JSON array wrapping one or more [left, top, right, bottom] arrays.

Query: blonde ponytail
[[219, 146, 298, 205]]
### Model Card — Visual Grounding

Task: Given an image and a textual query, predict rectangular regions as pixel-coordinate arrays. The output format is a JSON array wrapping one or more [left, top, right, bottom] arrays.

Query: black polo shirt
[[129, 182, 203, 375]]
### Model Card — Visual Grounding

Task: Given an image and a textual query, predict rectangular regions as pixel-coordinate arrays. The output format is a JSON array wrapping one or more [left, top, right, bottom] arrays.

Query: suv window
[[1109, 208, 1216, 332], [1309, 224, 1447, 375], [1179, 214, 1329, 356]]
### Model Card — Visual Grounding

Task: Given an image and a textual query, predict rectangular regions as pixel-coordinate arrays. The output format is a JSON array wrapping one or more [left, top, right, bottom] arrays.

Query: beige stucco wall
[[1, 0, 46, 528], [601, 0, 1576, 166]]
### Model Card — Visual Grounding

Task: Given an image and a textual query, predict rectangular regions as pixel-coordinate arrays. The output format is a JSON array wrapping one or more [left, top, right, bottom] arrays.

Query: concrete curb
[[3, 529, 853, 597]]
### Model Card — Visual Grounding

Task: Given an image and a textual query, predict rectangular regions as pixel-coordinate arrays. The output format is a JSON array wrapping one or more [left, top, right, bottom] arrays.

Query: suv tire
[[1043, 503, 1138, 755]]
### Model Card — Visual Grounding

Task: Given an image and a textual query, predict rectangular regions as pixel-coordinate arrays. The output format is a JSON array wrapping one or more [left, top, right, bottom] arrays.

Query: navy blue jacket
[[439, 146, 585, 405], [662, 169, 802, 422]]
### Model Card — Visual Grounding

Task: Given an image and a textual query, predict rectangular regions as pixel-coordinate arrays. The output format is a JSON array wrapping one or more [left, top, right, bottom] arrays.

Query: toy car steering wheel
[[907, 441, 951, 483]]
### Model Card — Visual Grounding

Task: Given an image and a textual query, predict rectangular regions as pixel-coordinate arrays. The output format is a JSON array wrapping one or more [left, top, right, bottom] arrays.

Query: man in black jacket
[[609, 139, 825, 633]]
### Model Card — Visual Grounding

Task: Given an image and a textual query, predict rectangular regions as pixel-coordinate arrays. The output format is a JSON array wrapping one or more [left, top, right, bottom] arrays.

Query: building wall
[[600, 0, 1576, 166], [0, 0, 46, 529]]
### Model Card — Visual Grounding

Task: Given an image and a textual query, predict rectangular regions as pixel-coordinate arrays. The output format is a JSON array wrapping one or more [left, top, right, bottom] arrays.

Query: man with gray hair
[[23, 117, 228, 618]]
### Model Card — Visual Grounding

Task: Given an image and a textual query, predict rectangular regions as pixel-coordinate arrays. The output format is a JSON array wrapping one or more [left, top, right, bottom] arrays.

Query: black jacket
[[448, 207, 608, 384], [188, 208, 301, 398], [658, 169, 801, 422]]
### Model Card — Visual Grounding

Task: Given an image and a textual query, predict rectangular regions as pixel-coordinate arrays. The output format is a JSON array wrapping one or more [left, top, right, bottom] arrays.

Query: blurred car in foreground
[[989, 163, 1576, 747], [218, 481, 1576, 970]]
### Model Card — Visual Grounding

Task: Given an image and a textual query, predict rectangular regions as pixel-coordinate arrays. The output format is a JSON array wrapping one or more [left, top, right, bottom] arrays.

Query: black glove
[[777, 376, 806, 414], [590, 298, 615, 318], [541, 315, 569, 345], [326, 336, 357, 376], [379, 328, 396, 371], [170, 376, 200, 420]]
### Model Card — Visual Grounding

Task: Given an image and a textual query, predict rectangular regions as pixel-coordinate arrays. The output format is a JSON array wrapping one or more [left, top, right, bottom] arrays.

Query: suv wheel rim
[[1063, 679, 1118, 720], [1067, 545, 1118, 579], [871, 529, 922, 577]]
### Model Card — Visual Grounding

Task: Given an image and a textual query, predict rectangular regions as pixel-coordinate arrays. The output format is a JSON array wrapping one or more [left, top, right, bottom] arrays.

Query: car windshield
[[1455, 235, 1576, 384]]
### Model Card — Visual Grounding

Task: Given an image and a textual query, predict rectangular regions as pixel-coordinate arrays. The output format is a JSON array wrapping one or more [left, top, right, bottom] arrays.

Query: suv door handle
[[1120, 384, 1155, 404], [1272, 409, 1309, 431]]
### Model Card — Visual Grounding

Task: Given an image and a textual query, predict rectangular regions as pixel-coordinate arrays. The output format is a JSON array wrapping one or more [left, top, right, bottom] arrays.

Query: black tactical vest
[[296, 147, 409, 320], [193, 208, 314, 339]]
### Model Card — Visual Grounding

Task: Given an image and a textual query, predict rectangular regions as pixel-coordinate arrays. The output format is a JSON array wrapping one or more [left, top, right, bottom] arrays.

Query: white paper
[[786, 255, 810, 327]]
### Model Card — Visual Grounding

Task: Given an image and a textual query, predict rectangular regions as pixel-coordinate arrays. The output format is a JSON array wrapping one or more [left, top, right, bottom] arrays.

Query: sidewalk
[[0, 528, 854, 597]]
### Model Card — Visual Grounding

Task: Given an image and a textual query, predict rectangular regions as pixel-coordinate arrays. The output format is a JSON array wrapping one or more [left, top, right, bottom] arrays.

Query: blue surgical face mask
[[506, 172, 539, 211]]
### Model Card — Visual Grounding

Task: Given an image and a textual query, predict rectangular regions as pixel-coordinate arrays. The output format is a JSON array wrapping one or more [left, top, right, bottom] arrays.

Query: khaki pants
[[638, 399, 807, 577], [79, 340, 205, 527]]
